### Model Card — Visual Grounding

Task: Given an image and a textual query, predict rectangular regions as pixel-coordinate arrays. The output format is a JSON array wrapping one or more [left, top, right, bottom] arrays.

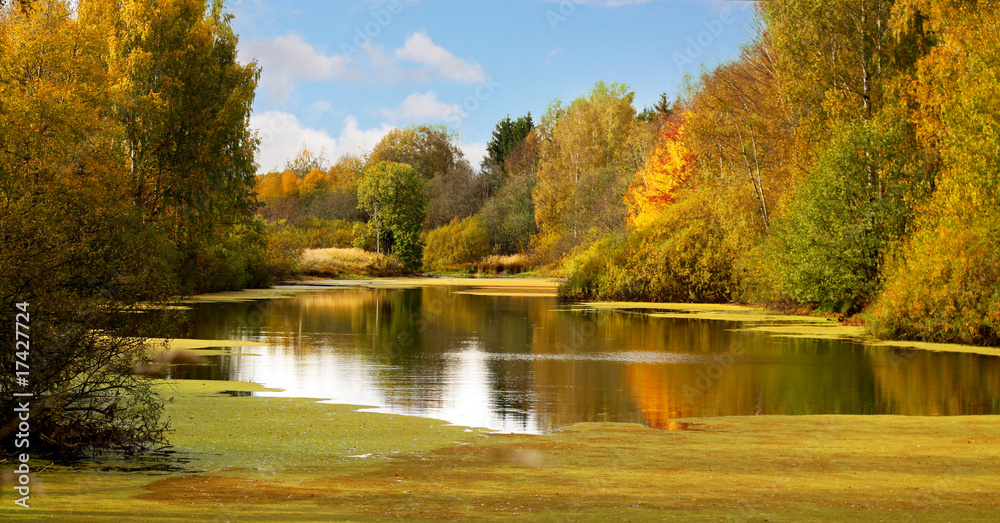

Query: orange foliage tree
[[624, 120, 692, 230]]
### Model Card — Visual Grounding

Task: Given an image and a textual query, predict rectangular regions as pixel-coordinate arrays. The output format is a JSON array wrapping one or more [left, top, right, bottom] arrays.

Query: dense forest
[[2, 0, 998, 457], [261, 1, 999, 347]]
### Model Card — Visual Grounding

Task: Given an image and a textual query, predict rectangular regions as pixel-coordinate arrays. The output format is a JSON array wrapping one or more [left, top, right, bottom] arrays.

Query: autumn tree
[[369, 124, 478, 228], [0, 0, 266, 457], [533, 81, 638, 258], [92, 0, 264, 292], [285, 145, 329, 177], [759, 0, 934, 310], [764, 0, 927, 131], [625, 120, 692, 229], [356, 162, 428, 271], [869, 0, 1000, 344], [767, 115, 932, 312], [311, 154, 365, 221], [256, 150, 365, 225], [370, 124, 461, 180], [0, 0, 171, 457], [684, 32, 798, 234]]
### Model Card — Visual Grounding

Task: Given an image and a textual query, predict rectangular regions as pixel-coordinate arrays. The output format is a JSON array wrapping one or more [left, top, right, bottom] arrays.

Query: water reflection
[[171, 285, 1000, 433]]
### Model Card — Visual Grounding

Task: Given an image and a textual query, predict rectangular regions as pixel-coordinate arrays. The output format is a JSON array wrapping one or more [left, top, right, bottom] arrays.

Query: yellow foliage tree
[[533, 81, 637, 254], [328, 154, 365, 189], [869, 0, 1000, 345], [255, 172, 284, 203]]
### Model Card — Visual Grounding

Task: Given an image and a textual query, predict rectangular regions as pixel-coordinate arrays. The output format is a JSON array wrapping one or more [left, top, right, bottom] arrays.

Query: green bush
[[424, 215, 491, 270], [560, 195, 738, 303], [351, 221, 377, 252], [763, 117, 929, 313], [292, 217, 355, 248], [179, 219, 271, 293], [264, 219, 306, 281]]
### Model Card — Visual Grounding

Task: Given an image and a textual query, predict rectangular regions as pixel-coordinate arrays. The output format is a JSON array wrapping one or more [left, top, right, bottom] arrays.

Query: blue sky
[[231, 0, 759, 172]]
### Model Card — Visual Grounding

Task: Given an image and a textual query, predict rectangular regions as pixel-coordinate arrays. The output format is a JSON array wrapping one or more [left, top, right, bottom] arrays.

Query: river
[[167, 281, 1000, 433]]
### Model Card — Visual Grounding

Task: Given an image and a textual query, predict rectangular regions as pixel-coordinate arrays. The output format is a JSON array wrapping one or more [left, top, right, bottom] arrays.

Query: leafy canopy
[[357, 161, 428, 271]]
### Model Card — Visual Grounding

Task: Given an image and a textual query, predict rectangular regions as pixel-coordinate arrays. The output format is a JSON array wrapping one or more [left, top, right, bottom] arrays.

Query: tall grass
[[299, 248, 403, 277], [475, 254, 530, 275]]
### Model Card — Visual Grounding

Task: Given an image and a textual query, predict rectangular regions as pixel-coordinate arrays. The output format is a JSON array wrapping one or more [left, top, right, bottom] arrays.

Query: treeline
[[1, 0, 262, 456], [257, 119, 538, 272], [260, 89, 655, 275], [558, 0, 1000, 347], [265, 0, 998, 347]]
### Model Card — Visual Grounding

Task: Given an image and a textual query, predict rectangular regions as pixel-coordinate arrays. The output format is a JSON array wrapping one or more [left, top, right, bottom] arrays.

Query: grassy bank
[[4, 378, 998, 521]]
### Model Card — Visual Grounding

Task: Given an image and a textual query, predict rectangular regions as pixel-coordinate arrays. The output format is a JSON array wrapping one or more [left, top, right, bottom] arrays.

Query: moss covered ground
[[3, 379, 998, 521]]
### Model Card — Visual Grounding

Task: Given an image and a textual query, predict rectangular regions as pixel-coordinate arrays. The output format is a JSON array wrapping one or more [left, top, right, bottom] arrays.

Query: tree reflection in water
[[168, 285, 1000, 433]]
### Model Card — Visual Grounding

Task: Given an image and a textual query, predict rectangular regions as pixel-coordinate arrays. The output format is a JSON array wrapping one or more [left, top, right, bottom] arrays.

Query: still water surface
[[172, 283, 1000, 433]]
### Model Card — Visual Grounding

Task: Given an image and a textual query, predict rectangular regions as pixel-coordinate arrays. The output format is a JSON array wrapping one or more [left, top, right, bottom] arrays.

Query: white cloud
[[394, 32, 486, 84], [252, 110, 487, 173], [381, 91, 461, 122], [459, 141, 488, 169], [364, 43, 430, 84], [307, 100, 333, 117], [364, 43, 397, 76], [229, 0, 271, 32], [239, 34, 356, 99], [336, 115, 396, 158], [545, 48, 565, 64], [238, 31, 485, 104], [251, 111, 394, 172]]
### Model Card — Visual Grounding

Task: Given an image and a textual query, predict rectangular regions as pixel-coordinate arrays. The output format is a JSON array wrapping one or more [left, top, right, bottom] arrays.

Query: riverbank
[[7, 378, 998, 521]]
